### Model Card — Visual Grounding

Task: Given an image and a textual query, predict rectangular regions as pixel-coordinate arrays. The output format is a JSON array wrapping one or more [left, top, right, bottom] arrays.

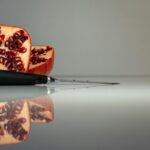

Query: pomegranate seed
[[40, 57, 47, 62], [8, 37, 13, 42], [20, 36, 28, 43], [18, 118, 26, 124], [5, 61, 12, 68], [15, 31, 21, 37], [2, 57, 7, 64], [0, 48, 6, 55], [46, 46, 52, 51], [13, 33, 20, 39], [19, 30, 25, 35], [31, 48, 38, 55], [8, 65, 13, 70], [4, 40, 9, 47], [0, 35, 5, 41], [16, 64, 23, 71], [6, 51, 17, 58], [18, 47, 27, 53], [8, 43, 16, 50], [16, 40, 23, 48]]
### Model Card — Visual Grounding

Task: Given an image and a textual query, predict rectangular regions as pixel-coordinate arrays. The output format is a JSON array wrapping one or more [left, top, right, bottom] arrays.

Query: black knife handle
[[0, 70, 48, 85]]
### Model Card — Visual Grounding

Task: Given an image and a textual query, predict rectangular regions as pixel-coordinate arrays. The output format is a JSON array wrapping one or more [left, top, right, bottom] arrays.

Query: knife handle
[[0, 70, 48, 85]]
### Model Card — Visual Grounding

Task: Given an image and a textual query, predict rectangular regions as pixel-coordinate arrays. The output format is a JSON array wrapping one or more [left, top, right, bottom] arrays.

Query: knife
[[0, 70, 119, 85]]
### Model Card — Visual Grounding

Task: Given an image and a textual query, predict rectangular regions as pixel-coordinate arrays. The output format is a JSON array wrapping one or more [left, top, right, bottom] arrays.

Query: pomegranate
[[0, 100, 30, 145], [28, 45, 54, 75], [0, 25, 31, 72], [29, 96, 54, 123]]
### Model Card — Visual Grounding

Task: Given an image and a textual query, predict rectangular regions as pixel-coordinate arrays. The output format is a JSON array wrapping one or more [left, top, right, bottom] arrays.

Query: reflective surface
[[0, 86, 54, 146], [1, 77, 150, 150]]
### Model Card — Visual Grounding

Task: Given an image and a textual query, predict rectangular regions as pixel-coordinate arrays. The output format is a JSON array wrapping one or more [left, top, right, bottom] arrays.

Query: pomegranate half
[[0, 25, 31, 72], [28, 45, 54, 75], [29, 96, 54, 123], [0, 100, 31, 145]]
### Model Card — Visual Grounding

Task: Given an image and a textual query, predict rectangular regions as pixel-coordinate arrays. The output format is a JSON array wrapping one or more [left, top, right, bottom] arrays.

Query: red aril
[[28, 45, 54, 75], [0, 25, 31, 72]]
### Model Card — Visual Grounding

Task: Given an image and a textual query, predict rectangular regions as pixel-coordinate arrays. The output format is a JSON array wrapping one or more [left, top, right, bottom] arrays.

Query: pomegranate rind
[[0, 100, 31, 145], [29, 96, 54, 123], [0, 24, 31, 72], [28, 45, 54, 75]]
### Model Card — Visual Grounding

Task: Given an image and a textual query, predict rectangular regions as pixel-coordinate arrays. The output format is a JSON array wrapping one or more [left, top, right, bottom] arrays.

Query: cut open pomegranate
[[28, 45, 54, 75], [29, 96, 54, 123], [0, 25, 31, 72], [0, 100, 30, 145]]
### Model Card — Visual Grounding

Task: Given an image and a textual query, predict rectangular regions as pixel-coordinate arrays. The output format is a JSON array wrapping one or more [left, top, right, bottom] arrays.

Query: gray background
[[0, 0, 150, 76]]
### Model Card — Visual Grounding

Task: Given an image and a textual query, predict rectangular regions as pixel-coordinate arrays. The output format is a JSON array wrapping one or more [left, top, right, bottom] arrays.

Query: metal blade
[[48, 76, 119, 85]]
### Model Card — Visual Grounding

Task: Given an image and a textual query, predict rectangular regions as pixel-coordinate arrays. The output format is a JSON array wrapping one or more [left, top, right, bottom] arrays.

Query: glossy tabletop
[[1, 76, 150, 150]]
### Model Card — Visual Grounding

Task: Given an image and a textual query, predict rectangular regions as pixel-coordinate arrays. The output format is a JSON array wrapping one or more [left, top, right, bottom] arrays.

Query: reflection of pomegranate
[[29, 96, 54, 123], [28, 46, 54, 75], [0, 25, 31, 72], [0, 100, 30, 145], [0, 96, 54, 145]]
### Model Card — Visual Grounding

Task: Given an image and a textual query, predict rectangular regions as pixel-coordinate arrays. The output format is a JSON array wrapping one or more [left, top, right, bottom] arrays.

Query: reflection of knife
[[0, 70, 119, 85]]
